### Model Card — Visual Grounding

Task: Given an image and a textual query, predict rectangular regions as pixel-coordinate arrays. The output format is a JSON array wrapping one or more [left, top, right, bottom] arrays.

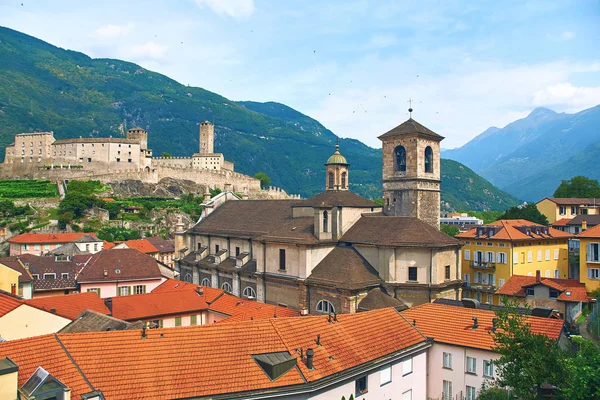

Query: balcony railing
[[463, 282, 497, 293], [468, 260, 496, 270]]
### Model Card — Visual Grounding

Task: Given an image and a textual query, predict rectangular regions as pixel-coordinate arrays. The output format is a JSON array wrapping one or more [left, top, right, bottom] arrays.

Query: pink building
[[402, 302, 565, 400], [9, 232, 100, 256], [76, 248, 175, 298]]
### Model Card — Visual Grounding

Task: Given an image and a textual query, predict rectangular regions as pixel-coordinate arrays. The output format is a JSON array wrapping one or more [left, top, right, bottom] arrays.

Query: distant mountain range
[[443, 105, 600, 201], [0, 26, 519, 211]]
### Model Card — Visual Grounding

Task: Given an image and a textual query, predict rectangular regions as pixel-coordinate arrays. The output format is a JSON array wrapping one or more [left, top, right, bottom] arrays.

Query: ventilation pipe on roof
[[472, 316, 478, 330], [316, 334, 321, 346], [305, 348, 315, 370], [536, 270, 541, 283], [196, 286, 203, 295], [141, 326, 147, 339]]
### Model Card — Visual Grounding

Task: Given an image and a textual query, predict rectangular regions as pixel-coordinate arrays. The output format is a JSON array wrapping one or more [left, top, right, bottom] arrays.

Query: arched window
[[316, 300, 335, 314], [184, 273, 192, 283], [243, 286, 257, 299], [424, 146, 433, 173], [328, 172, 334, 189], [341, 172, 347, 189], [323, 210, 328, 233], [395, 146, 406, 172], [221, 282, 232, 293], [201, 278, 211, 287]]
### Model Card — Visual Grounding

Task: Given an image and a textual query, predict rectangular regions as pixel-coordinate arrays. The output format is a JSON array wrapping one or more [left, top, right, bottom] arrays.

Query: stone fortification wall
[[152, 157, 192, 169]]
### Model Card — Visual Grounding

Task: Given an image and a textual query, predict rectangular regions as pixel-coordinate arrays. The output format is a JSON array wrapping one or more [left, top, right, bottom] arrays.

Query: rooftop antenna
[[407, 98, 413, 118]]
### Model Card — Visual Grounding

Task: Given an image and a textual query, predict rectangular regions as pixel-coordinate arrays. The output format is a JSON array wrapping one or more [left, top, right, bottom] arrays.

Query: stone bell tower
[[325, 142, 349, 191], [199, 121, 214, 154], [378, 111, 443, 229]]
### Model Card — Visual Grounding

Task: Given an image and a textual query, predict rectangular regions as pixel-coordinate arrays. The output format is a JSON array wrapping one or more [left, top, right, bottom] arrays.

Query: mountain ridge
[[0, 26, 519, 211]]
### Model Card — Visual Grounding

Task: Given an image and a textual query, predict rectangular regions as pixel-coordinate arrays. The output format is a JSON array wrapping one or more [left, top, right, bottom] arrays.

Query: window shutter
[[554, 249, 559, 260], [513, 252, 518, 264], [499, 278, 505, 287], [464, 250, 470, 261]]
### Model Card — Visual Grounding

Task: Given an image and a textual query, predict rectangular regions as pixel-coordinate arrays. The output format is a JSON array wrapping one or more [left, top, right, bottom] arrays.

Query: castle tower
[[325, 142, 349, 191], [378, 116, 443, 229], [199, 121, 214, 154], [126, 127, 148, 150]]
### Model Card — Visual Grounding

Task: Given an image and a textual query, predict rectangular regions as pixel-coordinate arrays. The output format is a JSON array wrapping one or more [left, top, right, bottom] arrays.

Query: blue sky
[[0, 0, 599, 148]]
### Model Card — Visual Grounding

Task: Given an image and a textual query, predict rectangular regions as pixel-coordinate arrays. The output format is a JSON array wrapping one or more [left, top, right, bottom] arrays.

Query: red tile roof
[[25, 292, 110, 320], [551, 218, 572, 227], [496, 275, 593, 303], [0, 292, 23, 317], [122, 239, 159, 254], [9, 233, 97, 244], [456, 219, 572, 241], [540, 197, 600, 206], [210, 294, 299, 322], [103, 241, 115, 249], [401, 302, 564, 351], [0, 308, 427, 399], [575, 223, 600, 239], [77, 248, 173, 283]]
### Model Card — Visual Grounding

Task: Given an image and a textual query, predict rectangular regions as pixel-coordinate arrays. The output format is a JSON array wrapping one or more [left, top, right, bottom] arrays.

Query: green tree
[[560, 337, 600, 400], [254, 172, 271, 189], [57, 211, 74, 229], [209, 187, 222, 197], [160, 151, 173, 158], [440, 224, 460, 237], [553, 176, 600, 198], [499, 204, 548, 225], [58, 191, 96, 218], [491, 298, 565, 399]]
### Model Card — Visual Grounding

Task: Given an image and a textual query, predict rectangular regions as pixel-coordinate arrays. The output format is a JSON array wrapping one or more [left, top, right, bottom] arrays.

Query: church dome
[[326, 144, 349, 165]]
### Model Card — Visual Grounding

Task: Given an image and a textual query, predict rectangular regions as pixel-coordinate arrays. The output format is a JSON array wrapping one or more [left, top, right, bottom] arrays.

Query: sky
[[0, 0, 599, 149]]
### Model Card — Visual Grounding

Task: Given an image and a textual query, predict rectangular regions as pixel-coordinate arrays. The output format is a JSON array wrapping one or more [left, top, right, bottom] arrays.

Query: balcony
[[468, 260, 496, 271], [463, 282, 497, 293]]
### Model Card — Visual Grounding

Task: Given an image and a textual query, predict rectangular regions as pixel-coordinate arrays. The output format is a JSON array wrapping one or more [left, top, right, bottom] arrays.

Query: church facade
[[175, 118, 462, 314]]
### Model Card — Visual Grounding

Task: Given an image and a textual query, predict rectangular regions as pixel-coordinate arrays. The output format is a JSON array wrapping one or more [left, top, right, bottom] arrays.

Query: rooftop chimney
[[472, 316, 478, 329], [104, 298, 113, 313], [10, 284, 16, 296], [536, 270, 541, 283], [196, 286, 204, 296], [103, 269, 108, 278], [582, 220, 588, 231], [305, 348, 315, 370]]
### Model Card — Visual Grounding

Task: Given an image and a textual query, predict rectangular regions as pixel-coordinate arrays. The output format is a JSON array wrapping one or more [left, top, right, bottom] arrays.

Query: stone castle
[[1, 122, 293, 197]]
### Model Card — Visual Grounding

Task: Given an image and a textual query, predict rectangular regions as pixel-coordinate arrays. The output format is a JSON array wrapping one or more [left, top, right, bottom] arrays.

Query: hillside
[[443, 106, 600, 201], [0, 26, 517, 210]]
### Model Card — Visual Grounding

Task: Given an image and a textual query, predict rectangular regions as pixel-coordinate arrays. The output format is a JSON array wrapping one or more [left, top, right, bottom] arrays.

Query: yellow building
[[536, 197, 600, 224], [575, 224, 600, 293], [456, 219, 572, 305]]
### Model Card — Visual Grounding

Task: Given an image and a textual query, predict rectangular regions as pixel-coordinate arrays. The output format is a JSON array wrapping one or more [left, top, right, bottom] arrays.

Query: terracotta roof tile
[[110, 290, 209, 321], [575, 223, 600, 238], [496, 275, 593, 303], [122, 239, 159, 254], [456, 219, 572, 241], [26, 292, 110, 320], [551, 218, 572, 227], [9, 233, 97, 244], [401, 302, 564, 351], [0, 308, 427, 399], [0, 292, 23, 317], [210, 294, 299, 321]]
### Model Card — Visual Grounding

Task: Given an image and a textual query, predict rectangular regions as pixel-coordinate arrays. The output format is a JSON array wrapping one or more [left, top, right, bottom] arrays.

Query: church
[[175, 117, 462, 314]]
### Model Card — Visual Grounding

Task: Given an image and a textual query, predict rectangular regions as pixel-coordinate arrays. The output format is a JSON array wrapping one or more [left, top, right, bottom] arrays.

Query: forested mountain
[[443, 105, 600, 201], [0, 26, 519, 210]]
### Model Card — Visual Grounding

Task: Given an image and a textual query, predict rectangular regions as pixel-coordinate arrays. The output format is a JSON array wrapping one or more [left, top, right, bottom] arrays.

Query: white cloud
[[130, 41, 168, 59], [560, 31, 576, 40], [368, 34, 397, 49], [195, 0, 255, 19], [95, 23, 134, 39], [533, 82, 600, 111]]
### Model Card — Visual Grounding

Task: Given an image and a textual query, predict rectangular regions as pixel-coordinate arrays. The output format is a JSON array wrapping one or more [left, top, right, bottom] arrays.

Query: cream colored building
[[537, 197, 600, 224], [0, 299, 71, 341]]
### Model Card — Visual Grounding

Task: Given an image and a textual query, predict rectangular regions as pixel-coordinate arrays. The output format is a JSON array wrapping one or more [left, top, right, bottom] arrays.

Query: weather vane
[[408, 98, 413, 118]]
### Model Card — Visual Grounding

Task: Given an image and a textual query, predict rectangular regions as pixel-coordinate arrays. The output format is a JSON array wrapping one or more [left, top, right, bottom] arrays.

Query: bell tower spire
[[325, 141, 350, 191]]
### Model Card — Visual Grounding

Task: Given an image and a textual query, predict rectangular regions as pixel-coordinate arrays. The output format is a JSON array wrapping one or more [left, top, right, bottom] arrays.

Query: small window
[[119, 286, 130, 296], [235, 247, 240, 256], [43, 273, 56, 280], [424, 146, 433, 173], [243, 286, 256, 299], [116, 158, 120, 162], [279, 249, 286, 270], [316, 300, 335, 314], [328, 172, 334, 189], [484, 360, 494, 377], [201, 278, 211, 287], [323, 210, 328, 233], [341, 171, 347, 189], [466, 356, 476, 373], [466, 386, 477, 400], [355, 375, 368, 397], [443, 352, 452, 369], [379, 365, 391, 386], [408, 266, 417, 281], [190, 315, 197, 326], [215, 244, 220, 253], [526, 287, 534, 296], [61, 273, 69, 279], [128, 159, 132, 163], [221, 282, 232, 293], [32, 274, 40, 280], [175, 317, 182, 327], [445, 265, 451, 280], [86, 288, 101, 296], [549, 289, 560, 298], [133, 285, 146, 295], [184, 273, 192, 282], [394, 145, 406, 172], [87, 158, 92, 162], [443, 380, 452, 400], [402, 357, 412, 376], [34, 244, 40, 250]]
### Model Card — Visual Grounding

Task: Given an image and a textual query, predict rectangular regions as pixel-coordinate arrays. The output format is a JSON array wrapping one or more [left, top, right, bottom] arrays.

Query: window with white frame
[[464, 249, 470, 260], [466, 386, 477, 400], [242, 286, 256, 299], [316, 300, 335, 314], [201, 278, 211, 287], [61, 273, 68, 279], [474, 272, 482, 284], [488, 273, 495, 286], [528, 251, 533, 263], [43, 273, 56, 280], [587, 243, 600, 262], [484, 360, 494, 377], [443, 352, 452, 369], [463, 274, 470, 284], [119, 286, 130, 296], [402, 389, 412, 400], [466, 356, 476, 373], [545, 250, 550, 261], [402, 357, 412, 376], [34, 244, 40, 250], [486, 252, 494, 263], [554, 269, 560, 278], [221, 282, 232, 293], [554, 249, 560, 260], [497, 252, 507, 264], [513, 251, 519, 264], [379, 365, 391, 386], [545, 269, 551, 277], [499, 278, 505, 287], [133, 285, 146, 295], [537, 250, 542, 262], [443, 380, 452, 400], [559, 205, 566, 215], [86, 288, 101, 296], [588, 268, 600, 280]]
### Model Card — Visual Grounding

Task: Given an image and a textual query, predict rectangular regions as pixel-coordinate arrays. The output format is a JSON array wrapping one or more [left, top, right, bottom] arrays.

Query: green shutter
[[190, 315, 197, 326], [175, 317, 182, 327], [159, 320, 163, 328]]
